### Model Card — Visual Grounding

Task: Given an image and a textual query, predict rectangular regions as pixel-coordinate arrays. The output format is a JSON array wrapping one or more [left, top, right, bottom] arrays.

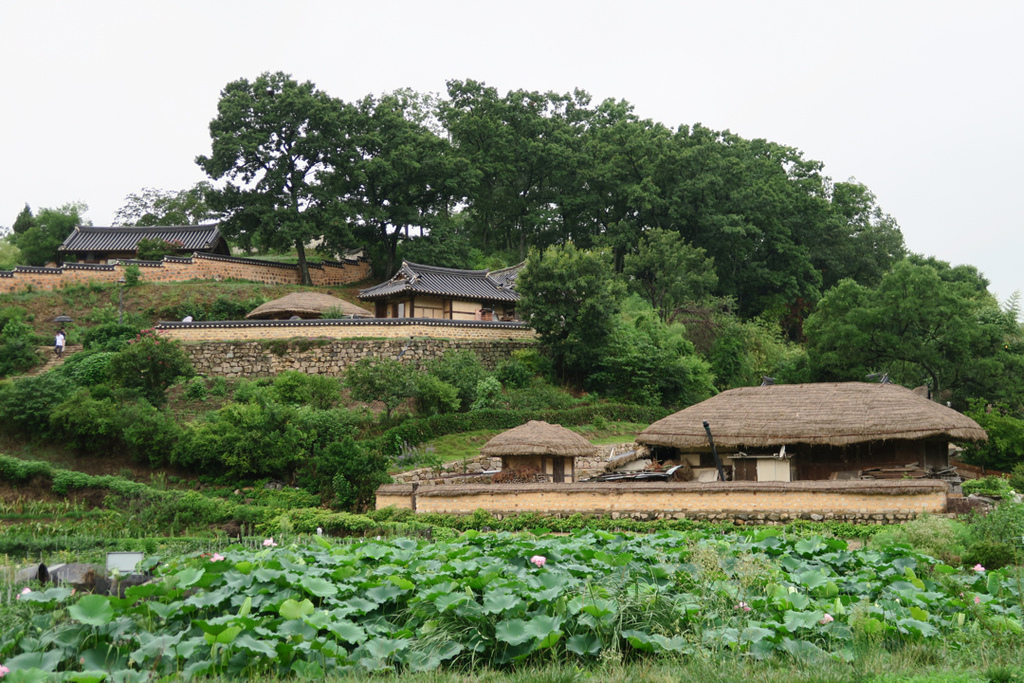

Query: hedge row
[[369, 403, 670, 456]]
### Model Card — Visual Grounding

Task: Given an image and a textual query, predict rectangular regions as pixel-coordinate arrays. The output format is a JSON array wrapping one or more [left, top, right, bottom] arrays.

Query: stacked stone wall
[[158, 320, 536, 345], [180, 337, 535, 378], [0, 253, 371, 294]]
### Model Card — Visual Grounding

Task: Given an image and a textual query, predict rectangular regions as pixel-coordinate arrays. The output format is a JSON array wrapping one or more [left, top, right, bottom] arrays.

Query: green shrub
[[209, 295, 265, 321], [123, 263, 141, 286], [869, 514, 969, 565], [49, 389, 123, 452], [0, 316, 42, 377], [210, 377, 228, 397], [118, 400, 184, 466], [323, 438, 392, 512], [0, 372, 75, 438], [172, 401, 303, 479], [271, 370, 340, 409], [426, 349, 486, 411], [135, 237, 181, 261], [233, 378, 272, 403], [504, 380, 578, 411], [413, 374, 461, 416], [345, 357, 416, 419], [471, 375, 504, 410], [108, 329, 193, 406], [183, 376, 208, 401], [1009, 462, 1024, 494], [495, 358, 532, 389], [0, 305, 31, 334], [962, 476, 1014, 499], [58, 351, 116, 386], [962, 540, 1017, 571], [81, 322, 143, 352]]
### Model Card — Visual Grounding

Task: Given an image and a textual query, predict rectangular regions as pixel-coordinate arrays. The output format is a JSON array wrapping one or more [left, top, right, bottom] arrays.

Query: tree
[[516, 244, 626, 382], [108, 329, 194, 406], [0, 235, 21, 270], [344, 357, 416, 419], [804, 259, 1023, 407], [334, 91, 467, 276], [623, 228, 718, 323], [14, 202, 89, 266], [197, 72, 343, 285], [114, 183, 218, 226], [12, 204, 35, 235]]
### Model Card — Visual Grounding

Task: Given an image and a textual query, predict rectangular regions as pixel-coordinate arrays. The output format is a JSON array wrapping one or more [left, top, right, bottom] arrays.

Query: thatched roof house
[[481, 420, 597, 483], [245, 292, 374, 320], [637, 382, 987, 482]]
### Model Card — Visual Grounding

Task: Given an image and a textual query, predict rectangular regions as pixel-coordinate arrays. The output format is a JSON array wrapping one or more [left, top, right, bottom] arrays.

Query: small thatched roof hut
[[639, 382, 987, 449], [637, 382, 986, 482], [246, 292, 374, 320], [482, 421, 597, 483]]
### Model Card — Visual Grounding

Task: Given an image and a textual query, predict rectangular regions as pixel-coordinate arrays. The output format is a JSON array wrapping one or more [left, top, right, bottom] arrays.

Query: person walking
[[55, 328, 66, 359]]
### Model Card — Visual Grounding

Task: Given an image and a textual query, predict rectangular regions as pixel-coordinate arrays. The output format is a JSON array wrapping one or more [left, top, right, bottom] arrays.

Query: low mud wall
[[375, 479, 949, 524]]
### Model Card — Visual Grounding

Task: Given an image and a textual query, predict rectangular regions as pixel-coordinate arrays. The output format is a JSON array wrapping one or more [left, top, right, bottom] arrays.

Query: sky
[[2, 1, 1022, 301]]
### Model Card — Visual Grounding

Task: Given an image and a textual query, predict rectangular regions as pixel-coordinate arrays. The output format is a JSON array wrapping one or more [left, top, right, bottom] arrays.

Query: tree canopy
[[114, 183, 218, 227], [12, 202, 89, 266]]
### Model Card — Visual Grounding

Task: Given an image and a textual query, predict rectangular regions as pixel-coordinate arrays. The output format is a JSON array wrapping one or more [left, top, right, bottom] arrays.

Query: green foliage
[[470, 375, 504, 410], [869, 514, 969, 565], [232, 377, 272, 404], [805, 259, 1022, 407], [81, 322, 145, 352], [117, 400, 184, 466], [963, 501, 1024, 570], [210, 376, 228, 397], [623, 228, 718, 323], [345, 357, 416, 419], [0, 305, 31, 334], [135, 237, 183, 261], [0, 372, 75, 438], [183, 376, 208, 401], [270, 370, 340, 409], [962, 476, 1015, 499], [426, 349, 487, 411], [1009, 462, 1024, 494], [114, 183, 218, 227], [504, 380, 580, 411], [48, 389, 123, 452], [495, 358, 532, 389], [323, 438, 392, 511], [962, 402, 1024, 473], [588, 308, 716, 408], [172, 401, 303, 479], [0, 315, 41, 377], [209, 295, 265, 321], [13, 201, 88, 266], [123, 262, 141, 286], [709, 316, 812, 390], [56, 351, 115, 386], [518, 244, 626, 382], [0, 234, 22, 270], [107, 329, 194, 406], [413, 374, 461, 416]]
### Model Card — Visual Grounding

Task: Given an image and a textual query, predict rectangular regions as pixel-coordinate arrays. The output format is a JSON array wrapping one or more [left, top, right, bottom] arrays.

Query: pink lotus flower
[[529, 555, 546, 568], [0, 664, 10, 678], [263, 538, 278, 548], [820, 613, 834, 624], [736, 601, 751, 612], [974, 564, 986, 572], [974, 596, 981, 605], [15, 587, 30, 600], [211, 553, 225, 562]]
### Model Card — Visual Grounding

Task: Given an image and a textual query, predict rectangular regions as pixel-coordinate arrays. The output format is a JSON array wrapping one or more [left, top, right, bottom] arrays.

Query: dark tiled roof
[[58, 225, 222, 253], [358, 261, 523, 302]]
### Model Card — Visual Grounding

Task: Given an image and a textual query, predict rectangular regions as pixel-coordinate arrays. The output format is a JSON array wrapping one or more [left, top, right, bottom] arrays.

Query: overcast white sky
[[2, 1, 1021, 301]]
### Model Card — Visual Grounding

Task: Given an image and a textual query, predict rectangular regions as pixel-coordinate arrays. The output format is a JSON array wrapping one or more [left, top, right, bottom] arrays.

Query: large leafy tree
[[333, 91, 468, 276], [517, 244, 626, 382], [114, 183, 219, 227], [12, 204, 35, 235], [804, 258, 1023, 407], [623, 228, 718, 324], [197, 72, 343, 284], [15, 202, 89, 266]]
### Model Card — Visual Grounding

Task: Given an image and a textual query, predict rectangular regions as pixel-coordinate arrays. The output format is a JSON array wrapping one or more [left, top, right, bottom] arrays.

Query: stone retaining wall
[[390, 455, 505, 485], [375, 480, 949, 524], [181, 337, 535, 378], [0, 252, 370, 293], [157, 319, 536, 344]]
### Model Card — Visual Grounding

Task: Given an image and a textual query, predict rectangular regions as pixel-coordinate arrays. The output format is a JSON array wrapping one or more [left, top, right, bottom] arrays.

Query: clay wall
[[0, 253, 371, 294]]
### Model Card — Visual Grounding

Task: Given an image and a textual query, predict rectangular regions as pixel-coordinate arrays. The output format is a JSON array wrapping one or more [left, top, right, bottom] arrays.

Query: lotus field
[[3, 529, 1023, 680]]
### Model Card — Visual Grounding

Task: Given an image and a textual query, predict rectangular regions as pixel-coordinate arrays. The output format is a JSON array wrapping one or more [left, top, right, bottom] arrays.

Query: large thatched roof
[[246, 292, 373, 320], [480, 421, 598, 458], [637, 382, 987, 450]]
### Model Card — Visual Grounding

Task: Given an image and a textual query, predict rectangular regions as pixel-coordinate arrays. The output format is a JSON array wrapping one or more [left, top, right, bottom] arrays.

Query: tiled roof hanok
[[358, 261, 523, 303], [58, 224, 223, 254]]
